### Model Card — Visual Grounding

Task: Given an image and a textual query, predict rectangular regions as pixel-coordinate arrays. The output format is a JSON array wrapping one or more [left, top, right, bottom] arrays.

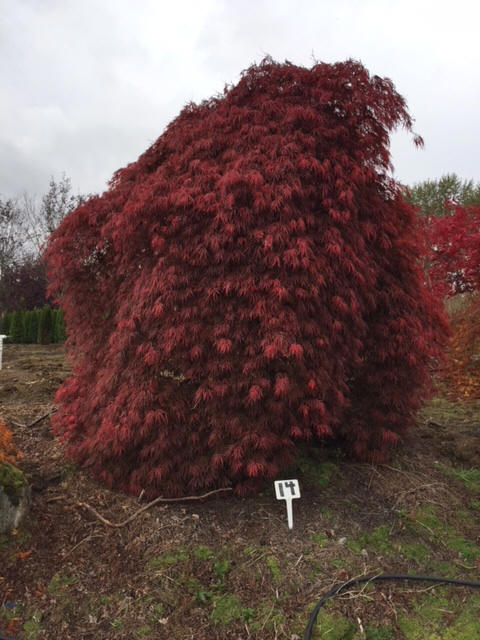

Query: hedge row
[[1, 306, 65, 344]]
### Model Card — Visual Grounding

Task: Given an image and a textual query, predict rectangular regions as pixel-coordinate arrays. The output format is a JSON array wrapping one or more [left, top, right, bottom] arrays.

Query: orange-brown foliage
[[0, 419, 20, 465], [441, 295, 480, 400]]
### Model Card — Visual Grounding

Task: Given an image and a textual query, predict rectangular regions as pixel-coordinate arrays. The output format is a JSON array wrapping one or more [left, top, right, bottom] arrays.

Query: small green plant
[[194, 545, 214, 561], [213, 557, 231, 582], [111, 619, 122, 629], [22, 610, 43, 640], [47, 572, 76, 595], [313, 532, 329, 547], [136, 624, 152, 637]]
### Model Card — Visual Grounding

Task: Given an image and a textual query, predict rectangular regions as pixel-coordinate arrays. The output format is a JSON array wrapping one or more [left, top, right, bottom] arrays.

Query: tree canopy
[[45, 59, 447, 498], [408, 174, 480, 218]]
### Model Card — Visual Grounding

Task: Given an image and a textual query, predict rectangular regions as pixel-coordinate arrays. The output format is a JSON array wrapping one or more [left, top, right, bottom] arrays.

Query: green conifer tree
[[10, 310, 25, 343], [53, 309, 66, 343], [37, 305, 54, 344]]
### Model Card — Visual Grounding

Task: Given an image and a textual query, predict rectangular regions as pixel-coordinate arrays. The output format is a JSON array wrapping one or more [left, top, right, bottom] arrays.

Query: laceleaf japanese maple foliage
[[45, 59, 447, 498], [427, 203, 480, 298], [427, 204, 480, 398]]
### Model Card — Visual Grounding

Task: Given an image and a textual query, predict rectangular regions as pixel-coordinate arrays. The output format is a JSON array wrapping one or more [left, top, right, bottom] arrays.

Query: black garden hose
[[304, 573, 480, 639]]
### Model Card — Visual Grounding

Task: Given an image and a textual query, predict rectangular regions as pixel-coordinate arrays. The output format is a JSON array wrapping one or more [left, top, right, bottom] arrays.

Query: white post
[[274, 479, 301, 530], [0, 335, 7, 370]]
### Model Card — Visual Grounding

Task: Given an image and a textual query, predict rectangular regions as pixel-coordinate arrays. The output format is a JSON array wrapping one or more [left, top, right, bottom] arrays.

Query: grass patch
[[405, 504, 480, 563], [438, 466, 480, 492]]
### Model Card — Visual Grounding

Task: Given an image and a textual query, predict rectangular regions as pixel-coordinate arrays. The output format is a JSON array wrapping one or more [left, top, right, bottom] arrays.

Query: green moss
[[147, 548, 188, 569], [356, 524, 392, 555], [305, 610, 356, 640], [210, 594, 252, 626], [266, 555, 281, 582], [398, 592, 480, 639], [401, 542, 431, 564], [365, 626, 395, 640], [445, 531, 480, 563], [249, 601, 285, 633], [0, 463, 27, 506], [397, 615, 436, 640]]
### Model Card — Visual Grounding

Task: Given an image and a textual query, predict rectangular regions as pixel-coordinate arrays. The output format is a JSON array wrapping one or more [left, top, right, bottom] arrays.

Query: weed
[[313, 532, 329, 547], [47, 572, 76, 595], [136, 624, 152, 637], [213, 557, 231, 583], [346, 539, 363, 554], [111, 619, 122, 628], [22, 610, 43, 640], [194, 545, 214, 561]]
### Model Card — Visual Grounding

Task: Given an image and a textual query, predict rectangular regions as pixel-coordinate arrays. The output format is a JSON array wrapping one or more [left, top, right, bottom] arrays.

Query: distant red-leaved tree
[[428, 203, 480, 297], [428, 204, 480, 398], [45, 59, 447, 497]]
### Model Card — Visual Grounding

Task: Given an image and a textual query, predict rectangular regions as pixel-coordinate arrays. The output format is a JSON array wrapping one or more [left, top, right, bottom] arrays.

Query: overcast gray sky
[[1, 0, 479, 199]]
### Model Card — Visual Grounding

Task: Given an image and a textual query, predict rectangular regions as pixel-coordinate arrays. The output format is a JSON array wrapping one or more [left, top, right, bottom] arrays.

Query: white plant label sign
[[274, 479, 300, 529]]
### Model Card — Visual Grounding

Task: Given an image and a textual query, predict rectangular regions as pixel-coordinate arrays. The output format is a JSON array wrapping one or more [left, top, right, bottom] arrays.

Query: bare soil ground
[[1, 344, 480, 639]]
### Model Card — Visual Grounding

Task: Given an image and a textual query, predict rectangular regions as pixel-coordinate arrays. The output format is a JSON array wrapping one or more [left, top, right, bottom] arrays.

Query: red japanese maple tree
[[45, 59, 447, 497], [427, 204, 480, 398], [428, 203, 480, 297]]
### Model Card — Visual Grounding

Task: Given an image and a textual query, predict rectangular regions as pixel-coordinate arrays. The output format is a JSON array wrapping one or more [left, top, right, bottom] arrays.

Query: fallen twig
[[27, 407, 57, 428], [63, 533, 104, 559], [12, 408, 58, 429], [77, 487, 233, 528]]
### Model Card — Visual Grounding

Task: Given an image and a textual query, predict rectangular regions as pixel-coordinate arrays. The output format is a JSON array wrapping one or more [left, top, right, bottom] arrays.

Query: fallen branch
[[77, 487, 233, 528]]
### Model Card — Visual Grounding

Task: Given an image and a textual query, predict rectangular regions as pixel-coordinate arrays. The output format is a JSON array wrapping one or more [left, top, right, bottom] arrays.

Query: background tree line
[[2, 305, 65, 344], [0, 174, 87, 314]]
